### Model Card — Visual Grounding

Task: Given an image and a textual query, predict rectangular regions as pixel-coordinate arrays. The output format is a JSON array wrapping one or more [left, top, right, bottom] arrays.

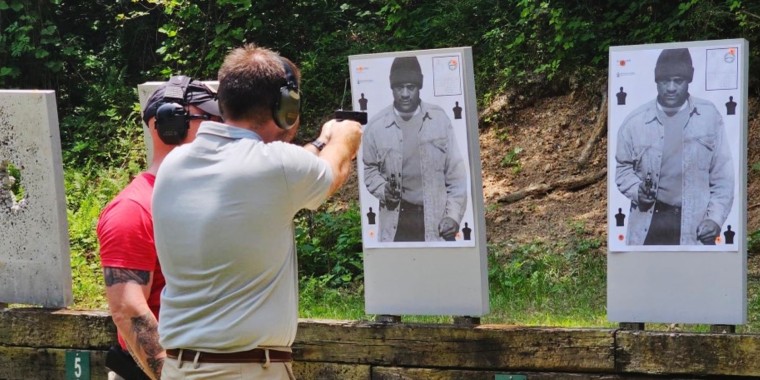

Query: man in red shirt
[[97, 76, 221, 379]]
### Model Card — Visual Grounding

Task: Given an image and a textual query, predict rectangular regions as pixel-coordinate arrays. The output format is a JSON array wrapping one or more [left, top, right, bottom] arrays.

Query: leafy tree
[[2, 0, 759, 299]]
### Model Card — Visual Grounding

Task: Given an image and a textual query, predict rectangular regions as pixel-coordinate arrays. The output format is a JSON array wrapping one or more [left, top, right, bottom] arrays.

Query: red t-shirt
[[97, 173, 164, 349]]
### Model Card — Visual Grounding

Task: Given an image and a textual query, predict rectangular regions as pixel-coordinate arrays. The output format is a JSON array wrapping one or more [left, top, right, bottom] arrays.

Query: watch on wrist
[[310, 139, 326, 151]]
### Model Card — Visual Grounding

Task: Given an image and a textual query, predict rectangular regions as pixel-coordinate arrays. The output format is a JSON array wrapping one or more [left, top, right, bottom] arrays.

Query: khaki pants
[[161, 355, 295, 380]]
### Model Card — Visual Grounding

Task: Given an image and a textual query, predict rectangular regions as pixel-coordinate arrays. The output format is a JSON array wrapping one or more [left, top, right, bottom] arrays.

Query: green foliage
[[0, 0, 150, 168], [495, 127, 511, 142], [5, 162, 24, 202], [299, 275, 365, 320], [749, 229, 760, 255], [295, 203, 364, 288], [500, 146, 524, 174], [479, 0, 760, 98], [122, 1, 384, 138], [0, 0, 69, 86], [66, 165, 138, 309], [2, 0, 750, 154], [2, 0, 756, 325], [60, 67, 147, 168], [487, 222, 606, 324], [747, 277, 760, 333]]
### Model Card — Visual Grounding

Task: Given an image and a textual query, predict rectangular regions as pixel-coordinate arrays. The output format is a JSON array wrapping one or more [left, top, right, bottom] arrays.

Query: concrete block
[[0, 90, 71, 307]]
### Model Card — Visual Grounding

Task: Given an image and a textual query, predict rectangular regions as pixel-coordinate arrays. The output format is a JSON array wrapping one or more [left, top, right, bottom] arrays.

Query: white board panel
[[607, 39, 748, 324], [349, 47, 489, 316]]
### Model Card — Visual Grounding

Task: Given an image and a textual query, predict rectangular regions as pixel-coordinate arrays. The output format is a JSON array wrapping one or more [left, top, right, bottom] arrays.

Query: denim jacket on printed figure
[[615, 96, 734, 245], [363, 101, 468, 242]]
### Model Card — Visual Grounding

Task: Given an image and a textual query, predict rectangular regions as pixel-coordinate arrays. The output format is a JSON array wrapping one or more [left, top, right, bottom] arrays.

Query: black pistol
[[390, 173, 398, 192], [334, 110, 367, 125]]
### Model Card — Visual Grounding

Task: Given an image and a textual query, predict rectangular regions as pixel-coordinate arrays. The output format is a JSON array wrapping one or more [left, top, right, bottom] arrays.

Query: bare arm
[[103, 267, 164, 380], [311, 119, 362, 196]]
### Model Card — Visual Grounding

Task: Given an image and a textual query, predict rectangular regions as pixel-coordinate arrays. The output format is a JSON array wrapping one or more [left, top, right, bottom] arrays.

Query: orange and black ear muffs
[[272, 59, 300, 130], [155, 75, 193, 145]]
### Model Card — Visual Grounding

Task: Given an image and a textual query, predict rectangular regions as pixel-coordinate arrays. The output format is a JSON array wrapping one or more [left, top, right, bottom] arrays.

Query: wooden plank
[[616, 330, 760, 377], [0, 308, 117, 348], [372, 367, 699, 379], [3, 309, 760, 378], [0, 346, 109, 380], [294, 320, 616, 372], [294, 361, 371, 379]]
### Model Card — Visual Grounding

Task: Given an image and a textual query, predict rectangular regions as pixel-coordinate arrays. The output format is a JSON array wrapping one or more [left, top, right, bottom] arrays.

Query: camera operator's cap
[[142, 76, 222, 124], [654, 48, 694, 83], [389, 56, 423, 88]]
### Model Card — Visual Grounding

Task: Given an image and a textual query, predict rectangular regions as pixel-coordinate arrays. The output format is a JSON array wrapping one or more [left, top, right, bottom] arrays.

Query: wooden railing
[[1, 308, 758, 379]]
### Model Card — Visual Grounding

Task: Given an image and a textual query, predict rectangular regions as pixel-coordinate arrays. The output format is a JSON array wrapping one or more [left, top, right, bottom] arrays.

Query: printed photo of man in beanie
[[615, 48, 734, 246], [362, 55, 468, 243]]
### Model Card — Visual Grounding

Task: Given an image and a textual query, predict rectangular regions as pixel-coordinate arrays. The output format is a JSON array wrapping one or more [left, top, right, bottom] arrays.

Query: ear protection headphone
[[155, 75, 211, 145], [272, 59, 301, 130]]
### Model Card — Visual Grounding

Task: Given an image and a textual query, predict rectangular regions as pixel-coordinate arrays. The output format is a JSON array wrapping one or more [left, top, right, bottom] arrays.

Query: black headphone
[[155, 75, 211, 145], [272, 59, 300, 130]]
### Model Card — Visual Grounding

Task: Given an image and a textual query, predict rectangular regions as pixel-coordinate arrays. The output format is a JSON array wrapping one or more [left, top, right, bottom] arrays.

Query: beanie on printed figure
[[654, 48, 694, 83], [389, 56, 423, 88]]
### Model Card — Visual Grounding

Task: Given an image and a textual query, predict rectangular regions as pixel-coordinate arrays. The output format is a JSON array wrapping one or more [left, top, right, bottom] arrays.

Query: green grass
[[743, 278, 760, 333], [298, 276, 366, 320], [299, 221, 760, 333], [297, 221, 612, 327], [484, 223, 609, 328]]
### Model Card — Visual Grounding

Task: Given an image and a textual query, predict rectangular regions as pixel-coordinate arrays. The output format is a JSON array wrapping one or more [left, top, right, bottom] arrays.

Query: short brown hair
[[217, 44, 300, 122]]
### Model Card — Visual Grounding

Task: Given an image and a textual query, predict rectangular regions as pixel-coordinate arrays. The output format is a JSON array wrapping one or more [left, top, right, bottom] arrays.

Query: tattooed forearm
[[147, 357, 164, 379], [103, 267, 150, 286], [131, 312, 164, 379]]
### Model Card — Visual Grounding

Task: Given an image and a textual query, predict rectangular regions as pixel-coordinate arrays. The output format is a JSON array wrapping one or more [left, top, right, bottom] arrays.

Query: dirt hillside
[[480, 91, 607, 245], [479, 91, 760, 254]]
